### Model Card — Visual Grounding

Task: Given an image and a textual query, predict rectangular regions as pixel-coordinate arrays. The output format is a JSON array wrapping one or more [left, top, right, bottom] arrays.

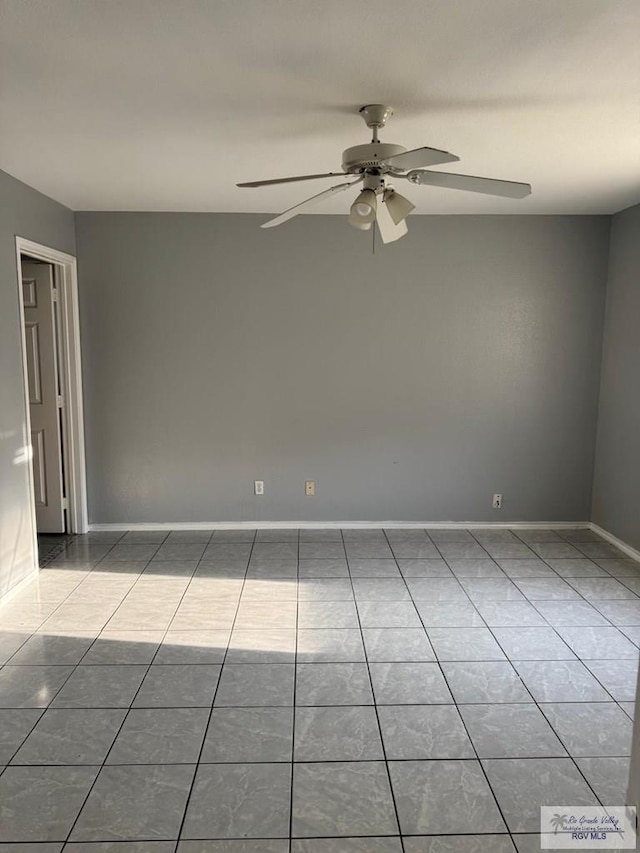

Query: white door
[[22, 261, 66, 533]]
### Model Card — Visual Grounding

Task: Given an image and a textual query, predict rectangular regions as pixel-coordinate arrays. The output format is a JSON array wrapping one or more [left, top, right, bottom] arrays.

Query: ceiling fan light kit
[[237, 105, 532, 243], [349, 219, 372, 232], [383, 188, 416, 225], [349, 188, 378, 225]]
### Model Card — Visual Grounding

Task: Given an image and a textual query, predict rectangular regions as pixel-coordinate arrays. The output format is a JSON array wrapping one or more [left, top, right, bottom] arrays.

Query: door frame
[[15, 236, 89, 552]]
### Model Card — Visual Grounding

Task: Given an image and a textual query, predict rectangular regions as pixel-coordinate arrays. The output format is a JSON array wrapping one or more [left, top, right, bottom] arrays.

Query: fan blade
[[408, 170, 531, 198], [237, 172, 350, 188], [261, 179, 363, 229], [376, 195, 408, 244], [382, 146, 459, 171]]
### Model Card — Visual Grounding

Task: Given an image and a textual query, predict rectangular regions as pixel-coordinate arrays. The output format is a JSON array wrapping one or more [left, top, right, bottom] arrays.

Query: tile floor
[[0, 526, 638, 851], [37, 533, 76, 567]]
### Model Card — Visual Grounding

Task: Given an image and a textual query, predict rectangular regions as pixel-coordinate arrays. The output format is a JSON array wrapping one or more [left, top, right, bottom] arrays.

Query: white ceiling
[[1, 0, 639, 215]]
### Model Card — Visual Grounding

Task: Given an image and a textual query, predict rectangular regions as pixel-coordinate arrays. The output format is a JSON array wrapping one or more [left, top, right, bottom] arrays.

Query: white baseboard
[[89, 520, 592, 531], [590, 523, 640, 563]]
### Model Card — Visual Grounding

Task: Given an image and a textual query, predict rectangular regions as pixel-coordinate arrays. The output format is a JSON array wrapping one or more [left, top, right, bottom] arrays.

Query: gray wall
[[0, 170, 76, 596], [75, 212, 609, 524], [592, 203, 640, 550]]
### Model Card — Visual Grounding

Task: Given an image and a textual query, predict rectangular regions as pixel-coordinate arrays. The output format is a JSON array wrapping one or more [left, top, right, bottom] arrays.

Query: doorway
[[15, 237, 88, 569]]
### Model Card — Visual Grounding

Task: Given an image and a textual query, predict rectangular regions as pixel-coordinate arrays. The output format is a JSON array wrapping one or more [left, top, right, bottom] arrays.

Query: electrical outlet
[[254, 480, 264, 496], [492, 493, 502, 509], [305, 480, 316, 496]]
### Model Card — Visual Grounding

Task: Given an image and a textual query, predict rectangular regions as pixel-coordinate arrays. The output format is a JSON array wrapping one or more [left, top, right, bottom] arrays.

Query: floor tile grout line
[[443, 562, 632, 819], [46, 534, 116, 570], [14, 531, 198, 840], [0, 696, 633, 710], [55, 689, 150, 835], [287, 534, 300, 851], [3, 706, 50, 769], [480, 528, 635, 588], [63, 546, 160, 647], [478, 618, 628, 813], [86, 532, 166, 571], [574, 657, 635, 706], [61, 529, 193, 845], [432, 548, 502, 632], [2, 652, 640, 664], [455, 535, 599, 610], [49, 830, 524, 844], [5, 749, 636, 768], [444, 537, 633, 630], [172, 527, 257, 848], [3, 652, 637, 668], [383, 528, 435, 656], [436, 654, 515, 839], [478, 626, 589, 749], [356, 528, 407, 850], [69, 563, 155, 665], [482, 619, 582, 668], [2, 550, 113, 658], [51, 830, 588, 845], [0, 555, 115, 750], [403, 541, 602, 828], [472, 528, 581, 584], [5, 639, 636, 669], [92, 561, 180, 635], [105, 536, 226, 718], [412, 531, 633, 823], [426, 534, 490, 620], [37, 531, 78, 567], [150, 535, 241, 660]]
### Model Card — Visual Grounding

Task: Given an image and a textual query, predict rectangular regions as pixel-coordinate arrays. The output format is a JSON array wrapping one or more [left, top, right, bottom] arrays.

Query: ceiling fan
[[237, 104, 531, 243]]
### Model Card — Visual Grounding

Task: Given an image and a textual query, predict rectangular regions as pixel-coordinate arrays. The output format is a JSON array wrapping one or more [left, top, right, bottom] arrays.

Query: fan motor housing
[[342, 143, 407, 173]]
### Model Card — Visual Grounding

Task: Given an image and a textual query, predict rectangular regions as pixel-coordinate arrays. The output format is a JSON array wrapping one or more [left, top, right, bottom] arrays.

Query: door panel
[[24, 321, 43, 403], [21, 261, 65, 533], [31, 429, 47, 506]]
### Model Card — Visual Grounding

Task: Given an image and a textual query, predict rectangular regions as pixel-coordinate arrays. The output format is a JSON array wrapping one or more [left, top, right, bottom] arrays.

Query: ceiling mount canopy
[[237, 104, 532, 243]]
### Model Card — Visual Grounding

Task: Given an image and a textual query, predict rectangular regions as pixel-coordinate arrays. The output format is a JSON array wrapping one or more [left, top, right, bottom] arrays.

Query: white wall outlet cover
[[254, 480, 264, 495], [492, 493, 503, 508], [305, 480, 316, 496]]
